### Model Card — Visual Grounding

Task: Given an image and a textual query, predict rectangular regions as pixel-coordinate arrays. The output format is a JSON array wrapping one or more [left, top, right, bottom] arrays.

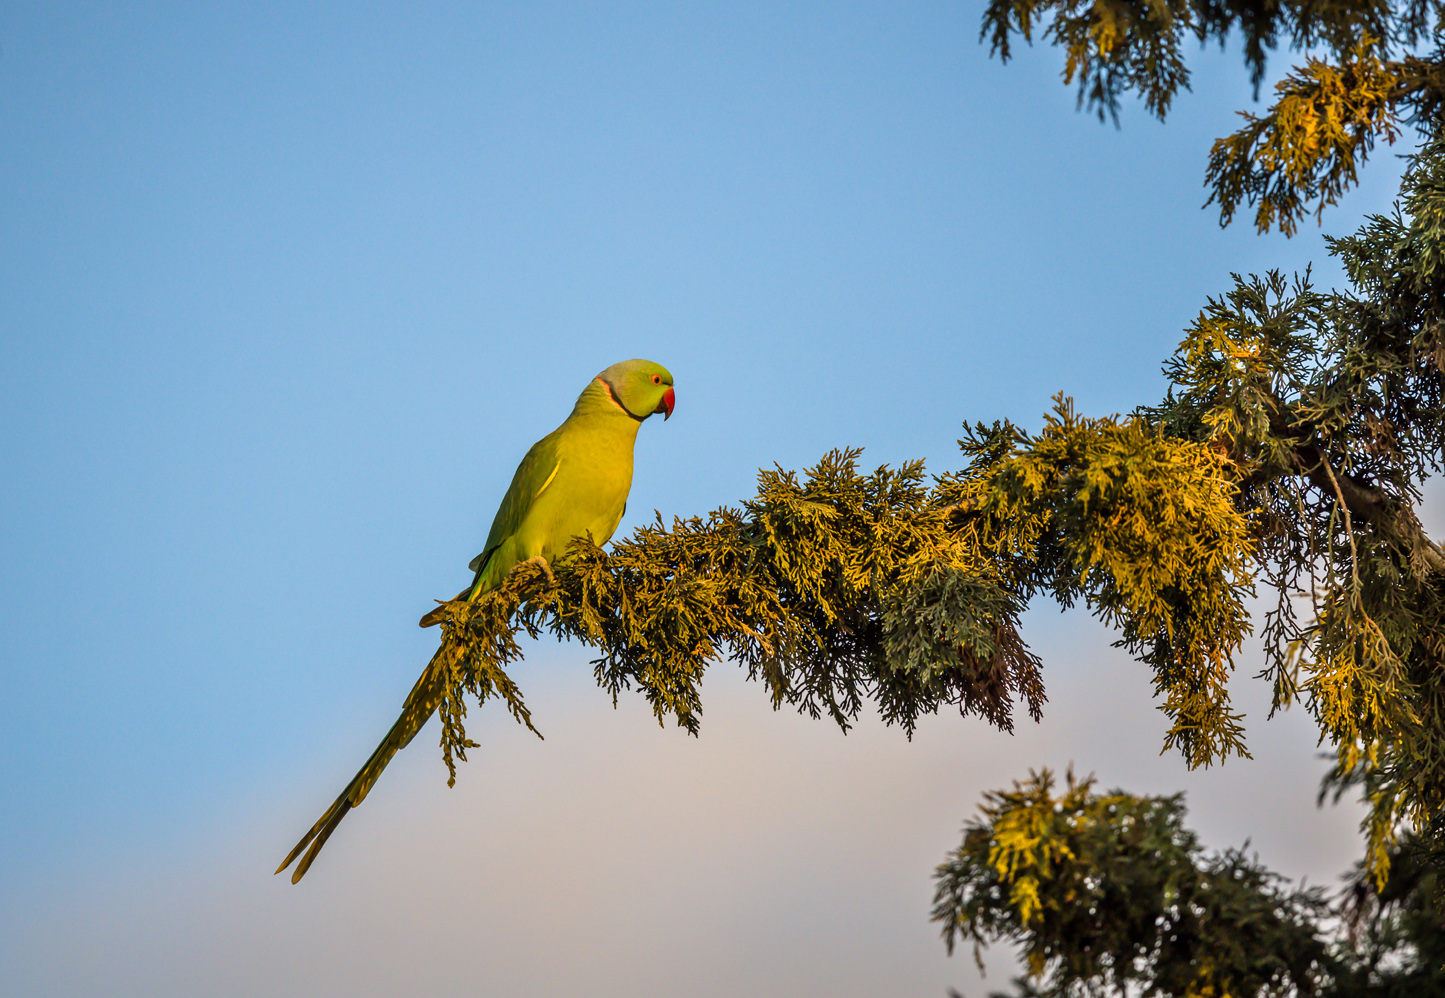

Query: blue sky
[[0, 3, 1424, 996]]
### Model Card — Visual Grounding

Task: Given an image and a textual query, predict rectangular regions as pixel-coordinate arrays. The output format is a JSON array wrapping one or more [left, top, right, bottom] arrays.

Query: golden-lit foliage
[[931, 769, 1333, 997], [426, 415, 1254, 774], [1146, 147, 1445, 882], [981, 0, 1445, 235], [1207, 38, 1402, 236], [949, 400, 1256, 766]]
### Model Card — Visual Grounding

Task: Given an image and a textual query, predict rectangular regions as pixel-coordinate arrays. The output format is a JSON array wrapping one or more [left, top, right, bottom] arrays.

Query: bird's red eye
[[651, 374, 662, 385]]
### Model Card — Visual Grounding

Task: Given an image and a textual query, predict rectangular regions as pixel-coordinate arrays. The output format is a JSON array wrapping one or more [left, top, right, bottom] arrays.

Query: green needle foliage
[[931, 769, 1443, 998], [950, 401, 1255, 768], [1144, 138, 1445, 880], [980, 0, 1445, 235]]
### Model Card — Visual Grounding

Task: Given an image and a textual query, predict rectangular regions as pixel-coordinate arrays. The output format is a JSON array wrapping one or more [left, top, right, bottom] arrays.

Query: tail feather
[[421, 550, 496, 627], [419, 587, 471, 628], [276, 655, 448, 883], [277, 795, 352, 884]]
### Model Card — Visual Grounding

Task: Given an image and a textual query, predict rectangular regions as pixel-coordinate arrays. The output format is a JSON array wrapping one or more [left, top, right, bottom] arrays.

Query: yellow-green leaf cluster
[[954, 397, 1257, 766], [1207, 37, 1402, 236], [981, 0, 1442, 235]]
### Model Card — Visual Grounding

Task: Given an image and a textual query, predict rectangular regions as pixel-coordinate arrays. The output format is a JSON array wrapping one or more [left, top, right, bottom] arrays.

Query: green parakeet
[[276, 359, 675, 883]]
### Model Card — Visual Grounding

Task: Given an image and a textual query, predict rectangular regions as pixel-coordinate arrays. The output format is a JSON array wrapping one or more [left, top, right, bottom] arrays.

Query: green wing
[[467, 428, 564, 574]]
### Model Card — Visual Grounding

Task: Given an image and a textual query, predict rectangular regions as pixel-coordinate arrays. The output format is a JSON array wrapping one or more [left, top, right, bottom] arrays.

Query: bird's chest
[[527, 429, 635, 550]]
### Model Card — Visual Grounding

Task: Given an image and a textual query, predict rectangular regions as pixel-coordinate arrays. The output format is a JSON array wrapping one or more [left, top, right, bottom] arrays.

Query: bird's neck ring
[[596, 378, 646, 422]]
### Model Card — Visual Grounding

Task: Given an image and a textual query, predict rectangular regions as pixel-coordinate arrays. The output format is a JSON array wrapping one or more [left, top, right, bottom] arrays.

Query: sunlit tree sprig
[[948, 400, 1257, 767], [981, 0, 1445, 235]]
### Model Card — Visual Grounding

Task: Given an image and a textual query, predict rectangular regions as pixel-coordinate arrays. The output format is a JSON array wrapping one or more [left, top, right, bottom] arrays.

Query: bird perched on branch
[[276, 358, 675, 883]]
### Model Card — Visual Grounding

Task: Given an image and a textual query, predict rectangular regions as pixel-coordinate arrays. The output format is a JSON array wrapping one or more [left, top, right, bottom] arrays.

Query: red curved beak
[[656, 386, 675, 420]]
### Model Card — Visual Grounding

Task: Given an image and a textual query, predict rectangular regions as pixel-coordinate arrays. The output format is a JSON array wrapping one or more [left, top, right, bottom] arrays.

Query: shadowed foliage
[[932, 770, 1444, 998], [932, 769, 1333, 997]]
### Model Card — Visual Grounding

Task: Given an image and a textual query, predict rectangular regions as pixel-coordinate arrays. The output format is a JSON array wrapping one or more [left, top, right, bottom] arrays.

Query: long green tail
[[275, 650, 448, 884], [290, 549, 499, 880]]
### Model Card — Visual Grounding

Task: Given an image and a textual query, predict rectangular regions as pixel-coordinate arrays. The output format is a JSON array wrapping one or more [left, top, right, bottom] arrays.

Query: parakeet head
[[597, 359, 675, 421]]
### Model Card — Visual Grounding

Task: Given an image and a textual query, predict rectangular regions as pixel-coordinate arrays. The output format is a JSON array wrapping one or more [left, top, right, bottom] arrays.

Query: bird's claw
[[518, 555, 555, 587]]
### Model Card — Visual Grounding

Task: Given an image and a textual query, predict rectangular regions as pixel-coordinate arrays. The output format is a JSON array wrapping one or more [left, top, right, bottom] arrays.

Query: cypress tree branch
[[1291, 436, 1445, 576]]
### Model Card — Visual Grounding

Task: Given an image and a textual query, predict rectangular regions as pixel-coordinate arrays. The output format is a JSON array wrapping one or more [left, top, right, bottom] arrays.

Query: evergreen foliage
[[950, 401, 1255, 769], [1145, 139, 1445, 879], [931, 769, 1443, 998], [932, 769, 1333, 997], [428, 449, 1050, 774], [981, 0, 1445, 234], [427, 411, 1251, 771]]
